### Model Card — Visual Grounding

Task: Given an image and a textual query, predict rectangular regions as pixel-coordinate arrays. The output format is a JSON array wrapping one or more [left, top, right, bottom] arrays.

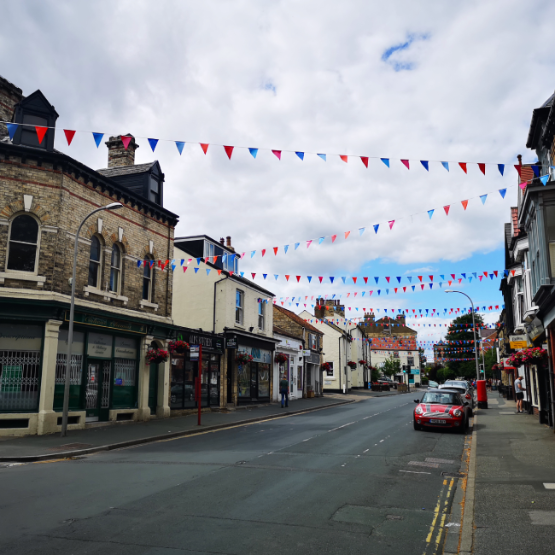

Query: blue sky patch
[[382, 33, 429, 71]]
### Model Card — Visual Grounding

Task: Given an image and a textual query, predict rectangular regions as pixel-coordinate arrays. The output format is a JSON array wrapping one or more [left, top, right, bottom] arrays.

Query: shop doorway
[[85, 360, 111, 421], [148, 362, 158, 415]]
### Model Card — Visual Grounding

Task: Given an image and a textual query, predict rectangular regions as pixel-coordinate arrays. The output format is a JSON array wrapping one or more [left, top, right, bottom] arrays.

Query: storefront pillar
[[37, 320, 63, 435], [137, 335, 153, 421], [156, 339, 171, 418]]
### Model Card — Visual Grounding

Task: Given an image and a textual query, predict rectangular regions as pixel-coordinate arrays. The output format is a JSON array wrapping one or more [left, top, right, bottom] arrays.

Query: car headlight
[[453, 410, 462, 417], [415, 406, 423, 415]]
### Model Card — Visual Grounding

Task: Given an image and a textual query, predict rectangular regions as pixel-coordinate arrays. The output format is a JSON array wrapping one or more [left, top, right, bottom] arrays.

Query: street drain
[[442, 472, 465, 478]]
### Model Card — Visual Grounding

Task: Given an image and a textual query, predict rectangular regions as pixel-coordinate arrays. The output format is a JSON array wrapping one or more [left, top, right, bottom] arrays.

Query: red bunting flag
[[493, 270, 498, 277], [403, 287, 406, 292], [217, 269, 222, 275], [394, 288, 398, 293], [421, 284, 425, 290], [121, 135, 133, 149], [261, 249, 266, 257], [200, 143, 209, 154], [386, 277, 390, 283], [285, 275, 290, 281], [183, 267, 188, 273], [388, 220, 395, 230], [35, 126, 47, 144], [340, 155, 348, 163], [273, 247, 278, 255], [363, 277, 368, 284], [345, 231, 350, 239], [461, 200, 469, 210], [514, 164, 523, 177], [360, 156, 369, 168], [318, 277, 323, 283], [401, 159, 410, 169], [451, 274, 455, 279], [444, 205, 450, 215], [459, 162, 467, 174], [296, 276, 301, 282], [484, 271, 488, 277], [63, 129, 76, 145], [307, 240, 313, 248], [448, 280, 452, 286], [418, 276, 423, 282], [478, 163, 486, 175], [224, 145, 234, 159], [212, 256, 218, 264], [251, 273, 256, 279], [331, 234, 337, 243], [352, 277, 357, 284], [272, 150, 282, 160], [429, 275, 433, 281]]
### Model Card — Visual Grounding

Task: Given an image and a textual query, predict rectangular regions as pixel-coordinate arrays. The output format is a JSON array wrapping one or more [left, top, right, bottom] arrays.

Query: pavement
[[443, 391, 555, 555], [0, 393, 465, 555], [0, 396, 355, 462]]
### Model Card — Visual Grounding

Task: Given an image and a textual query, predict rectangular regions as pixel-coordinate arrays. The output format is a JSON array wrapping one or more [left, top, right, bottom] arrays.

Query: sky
[[2, 0, 555, 358]]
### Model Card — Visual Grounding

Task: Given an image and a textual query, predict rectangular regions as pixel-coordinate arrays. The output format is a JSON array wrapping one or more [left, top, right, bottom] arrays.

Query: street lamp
[[61, 202, 123, 437], [445, 290, 480, 382]]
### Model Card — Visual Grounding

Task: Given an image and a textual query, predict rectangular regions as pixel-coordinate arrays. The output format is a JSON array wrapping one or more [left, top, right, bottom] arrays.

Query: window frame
[[6, 213, 41, 274], [235, 289, 244, 325], [109, 243, 123, 294], [258, 301, 265, 330], [88, 235, 104, 289], [142, 256, 154, 302]]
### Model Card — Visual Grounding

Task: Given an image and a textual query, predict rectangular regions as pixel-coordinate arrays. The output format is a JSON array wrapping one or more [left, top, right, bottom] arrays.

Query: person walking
[[279, 374, 289, 408], [515, 375, 526, 413]]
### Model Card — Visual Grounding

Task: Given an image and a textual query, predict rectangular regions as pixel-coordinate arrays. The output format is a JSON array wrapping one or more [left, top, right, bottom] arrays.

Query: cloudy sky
[[3, 0, 554, 355]]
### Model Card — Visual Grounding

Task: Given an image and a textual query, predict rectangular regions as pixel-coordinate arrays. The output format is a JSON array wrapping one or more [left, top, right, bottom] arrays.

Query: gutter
[[212, 275, 227, 333]]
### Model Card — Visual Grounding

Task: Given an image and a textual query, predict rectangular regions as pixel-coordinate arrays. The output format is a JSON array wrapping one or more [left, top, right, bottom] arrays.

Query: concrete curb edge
[[0, 399, 355, 463]]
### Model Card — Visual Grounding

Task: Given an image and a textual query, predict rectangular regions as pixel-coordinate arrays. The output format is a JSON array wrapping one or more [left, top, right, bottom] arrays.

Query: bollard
[[477, 379, 488, 409]]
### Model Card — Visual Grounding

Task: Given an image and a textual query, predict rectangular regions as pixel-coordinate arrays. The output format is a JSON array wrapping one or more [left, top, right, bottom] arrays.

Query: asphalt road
[[0, 395, 466, 555]]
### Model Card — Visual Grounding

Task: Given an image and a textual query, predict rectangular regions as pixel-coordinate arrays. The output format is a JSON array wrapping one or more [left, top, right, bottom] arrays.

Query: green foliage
[[382, 355, 401, 377], [437, 367, 456, 382], [483, 348, 497, 379], [441, 313, 484, 380], [370, 368, 380, 382]]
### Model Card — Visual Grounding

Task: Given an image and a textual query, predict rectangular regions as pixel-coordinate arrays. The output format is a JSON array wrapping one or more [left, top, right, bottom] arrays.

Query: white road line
[[399, 470, 431, 474], [363, 449, 369, 453], [379, 439, 384, 443]]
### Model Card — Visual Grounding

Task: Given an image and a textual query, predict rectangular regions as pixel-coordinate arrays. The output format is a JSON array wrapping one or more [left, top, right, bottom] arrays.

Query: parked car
[[413, 389, 471, 433], [377, 377, 397, 389], [427, 380, 439, 389], [439, 381, 475, 413]]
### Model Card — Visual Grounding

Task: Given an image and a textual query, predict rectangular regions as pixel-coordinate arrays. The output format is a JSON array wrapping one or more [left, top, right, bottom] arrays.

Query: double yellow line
[[422, 477, 455, 555]]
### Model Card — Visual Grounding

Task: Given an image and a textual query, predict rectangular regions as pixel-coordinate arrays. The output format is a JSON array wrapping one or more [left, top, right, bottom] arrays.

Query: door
[[148, 362, 158, 415], [85, 360, 111, 421]]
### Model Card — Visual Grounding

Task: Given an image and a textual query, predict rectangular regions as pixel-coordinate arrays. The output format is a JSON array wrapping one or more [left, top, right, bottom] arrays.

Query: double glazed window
[[143, 257, 154, 301], [7, 214, 39, 272], [88, 236, 103, 288], [109, 244, 122, 294], [236, 289, 244, 324], [149, 176, 160, 204]]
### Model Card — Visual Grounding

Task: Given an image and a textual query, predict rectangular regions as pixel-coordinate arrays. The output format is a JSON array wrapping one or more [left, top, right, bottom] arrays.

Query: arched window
[[143, 257, 154, 302], [109, 244, 122, 294], [88, 236, 103, 288], [7, 214, 39, 272]]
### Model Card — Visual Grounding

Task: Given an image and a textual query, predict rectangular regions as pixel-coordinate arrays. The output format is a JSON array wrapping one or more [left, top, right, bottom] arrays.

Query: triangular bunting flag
[[307, 240, 313, 248], [35, 126, 47, 144], [345, 231, 350, 239], [318, 237, 325, 245], [121, 135, 133, 149], [540, 174, 549, 186], [499, 188, 507, 198], [428, 209, 434, 219], [249, 148, 258, 158], [340, 155, 348, 163], [441, 161, 449, 171], [93, 132, 104, 147], [444, 205, 450, 215], [514, 164, 522, 177], [273, 247, 278, 255], [480, 194, 487, 205], [200, 143, 209, 154], [296, 152, 304, 160], [532, 165, 540, 177], [381, 158, 390, 167], [148, 138, 158, 151], [284, 245, 289, 254], [64, 129, 76, 145], [224, 145, 234, 159], [498, 164, 504, 176], [317, 153, 326, 161], [478, 163, 486, 175], [360, 156, 369, 168], [461, 200, 469, 210], [388, 220, 395, 230], [421, 160, 429, 171], [459, 162, 467, 174], [373, 224, 379, 234], [401, 159, 410, 170], [175, 141, 185, 154], [272, 150, 282, 160], [6, 123, 17, 140], [359, 227, 365, 236], [331, 234, 337, 243]]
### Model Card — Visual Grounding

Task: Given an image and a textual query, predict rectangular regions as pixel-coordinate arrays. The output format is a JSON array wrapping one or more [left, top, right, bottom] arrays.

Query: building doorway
[[85, 360, 111, 422]]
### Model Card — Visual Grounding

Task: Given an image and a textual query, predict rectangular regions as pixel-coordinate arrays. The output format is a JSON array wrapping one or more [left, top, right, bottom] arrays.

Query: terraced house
[[0, 76, 178, 436]]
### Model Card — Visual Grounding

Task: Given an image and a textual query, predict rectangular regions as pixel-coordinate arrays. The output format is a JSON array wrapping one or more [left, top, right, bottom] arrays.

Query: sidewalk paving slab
[[0, 396, 355, 462]]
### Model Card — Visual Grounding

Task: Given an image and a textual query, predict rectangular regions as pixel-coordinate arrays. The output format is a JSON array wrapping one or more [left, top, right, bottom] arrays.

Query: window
[[545, 205, 555, 277], [109, 244, 122, 294], [149, 176, 160, 204], [326, 361, 334, 377], [143, 257, 154, 301], [258, 301, 265, 330], [309, 333, 317, 350], [7, 214, 39, 272], [20, 114, 48, 148], [224, 252, 237, 273], [235, 289, 244, 324], [88, 236, 103, 288], [203, 241, 215, 259]]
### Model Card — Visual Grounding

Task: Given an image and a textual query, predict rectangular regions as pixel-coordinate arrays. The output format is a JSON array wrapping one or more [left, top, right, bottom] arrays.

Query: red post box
[[477, 379, 488, 409]]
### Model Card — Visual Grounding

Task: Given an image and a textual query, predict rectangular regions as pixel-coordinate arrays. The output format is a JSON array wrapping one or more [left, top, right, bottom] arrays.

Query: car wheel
[[413, 420, 421, 431]]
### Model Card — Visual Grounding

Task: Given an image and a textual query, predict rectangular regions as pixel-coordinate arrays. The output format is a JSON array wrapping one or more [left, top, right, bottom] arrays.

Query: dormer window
[[149, 176, 160, 204]]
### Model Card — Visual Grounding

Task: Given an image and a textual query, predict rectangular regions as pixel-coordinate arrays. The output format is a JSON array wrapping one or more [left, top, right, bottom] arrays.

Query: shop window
[[109, 244, 122, 294], [236, 289, 244, 325], [7, 214, 40, 273], [88, 235, 103, 288], [258, 301, 265, 330], [143, 256, 154, 301]]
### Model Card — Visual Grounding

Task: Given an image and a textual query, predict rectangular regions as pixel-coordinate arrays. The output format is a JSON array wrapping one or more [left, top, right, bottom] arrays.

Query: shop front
[[170, 329, 224, 411], [305, 351, 322, 397], [273, 333, 303, 402]]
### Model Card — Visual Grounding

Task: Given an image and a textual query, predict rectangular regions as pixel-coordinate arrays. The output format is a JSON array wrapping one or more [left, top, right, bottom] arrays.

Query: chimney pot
[[517, 154, 522, 166], [226, 236, 232, 247], [105, 134, 139, 168]]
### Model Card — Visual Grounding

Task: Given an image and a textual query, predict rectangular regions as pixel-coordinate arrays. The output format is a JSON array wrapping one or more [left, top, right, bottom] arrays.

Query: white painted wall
[[273, 333, 303, 402]]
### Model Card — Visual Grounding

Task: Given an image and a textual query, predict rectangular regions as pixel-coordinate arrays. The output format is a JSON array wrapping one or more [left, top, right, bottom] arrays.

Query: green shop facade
[[0, 299, 173, 436]]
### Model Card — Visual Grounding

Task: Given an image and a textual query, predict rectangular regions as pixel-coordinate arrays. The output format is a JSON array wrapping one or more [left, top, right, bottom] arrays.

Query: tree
[[440, 312, 485, 380], [382, 355, 401, 377], [370, 367, 380, 382], [438, 367, 456, 382]]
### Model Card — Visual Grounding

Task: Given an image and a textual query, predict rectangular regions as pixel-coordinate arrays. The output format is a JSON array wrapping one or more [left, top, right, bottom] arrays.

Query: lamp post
[[61, 202, 123, 437], [445, 290, 480, 383]]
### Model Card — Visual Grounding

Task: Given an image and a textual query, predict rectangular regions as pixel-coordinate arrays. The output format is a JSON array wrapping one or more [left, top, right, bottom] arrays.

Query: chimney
[[220, 237, 225, 245], [105, 134, 139, 168], [225, 236, 235, 253], [314, 299, 345, 319], [396, 313, 406, 326], [517, 154, 522, 167], [0, 76, 23, 136]]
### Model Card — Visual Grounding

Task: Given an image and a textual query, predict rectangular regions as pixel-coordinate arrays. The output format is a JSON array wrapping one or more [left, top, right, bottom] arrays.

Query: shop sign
[[178, 331, 223, 353], [87, 333, 113, 358], [302, 350, 311, 356], [509, 334, 529, 349], [0, 323, 42, 350], [526, 319, 544, 342], [190, 345, 200, 361], [115, 378, 123, 386], [57, 330, 85, 355], [68, 312, 147, 334], [226, 337, 237, 349], [308, 352, 320, 364], [114, 336, 137, 359]]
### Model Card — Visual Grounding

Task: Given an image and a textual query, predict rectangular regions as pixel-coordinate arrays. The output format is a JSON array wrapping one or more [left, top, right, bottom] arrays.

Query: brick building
[[0, 76, 178, 436]]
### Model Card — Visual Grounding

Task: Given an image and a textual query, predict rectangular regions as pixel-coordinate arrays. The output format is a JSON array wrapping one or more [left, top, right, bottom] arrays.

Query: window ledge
[[0, 272, 46, 287], [140, 299, 159, 311], [83, 286, 128, 305]]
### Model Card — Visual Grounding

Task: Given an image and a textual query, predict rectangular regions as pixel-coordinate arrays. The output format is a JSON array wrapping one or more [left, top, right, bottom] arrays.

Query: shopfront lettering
[[67, 312, 146, 334]]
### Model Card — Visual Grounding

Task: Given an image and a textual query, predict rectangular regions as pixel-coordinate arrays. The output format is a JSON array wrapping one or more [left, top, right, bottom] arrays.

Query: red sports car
[[413, 389, 471, 433]]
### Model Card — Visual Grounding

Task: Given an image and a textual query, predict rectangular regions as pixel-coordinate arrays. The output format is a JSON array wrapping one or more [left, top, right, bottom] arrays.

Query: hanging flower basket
[[168, 340, 190, 354], [274, 352, 288, 364], [321, 362, 332, 372], [347, 361, 357, 369], [146, 348, 169, 365], [358, 359, 368, 366], [235, 352, 254, 364], [520, 347, 548, 364]]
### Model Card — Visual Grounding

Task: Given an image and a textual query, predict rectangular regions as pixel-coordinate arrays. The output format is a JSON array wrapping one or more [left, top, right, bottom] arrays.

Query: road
[[0, 394, 466, 555]]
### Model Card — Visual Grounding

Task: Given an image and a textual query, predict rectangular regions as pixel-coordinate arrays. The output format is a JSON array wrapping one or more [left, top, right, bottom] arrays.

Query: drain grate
[[425, 458, 455, 464], [408, 461, 439, 468], [442, 472, 466, 478], [48, 443, 93, 451]]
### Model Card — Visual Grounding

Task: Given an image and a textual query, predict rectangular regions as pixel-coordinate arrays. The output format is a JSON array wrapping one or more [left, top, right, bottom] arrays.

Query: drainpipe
[[338, 335, 342, 393], [212, 276, 227, 333]]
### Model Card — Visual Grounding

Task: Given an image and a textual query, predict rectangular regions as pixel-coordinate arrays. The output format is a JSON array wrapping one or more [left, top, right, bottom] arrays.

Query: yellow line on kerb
[[423, 478, 454, 555]]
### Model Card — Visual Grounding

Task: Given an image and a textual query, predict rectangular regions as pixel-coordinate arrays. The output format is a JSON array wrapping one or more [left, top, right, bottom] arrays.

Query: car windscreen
[[421, 392, 461, 405], [445, 381, 467, 388]]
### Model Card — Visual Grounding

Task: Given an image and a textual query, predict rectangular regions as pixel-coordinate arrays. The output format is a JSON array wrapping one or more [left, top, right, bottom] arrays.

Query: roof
[[175, 234, 236, 255], [369, 337, 418, 351], [97, 162, 156, 178], [274, 304, 323, 335], [480, 328, 497, 339], [363, 316, 417, 336], [273, 325, 303, 341], [526, 92, 555, 149]]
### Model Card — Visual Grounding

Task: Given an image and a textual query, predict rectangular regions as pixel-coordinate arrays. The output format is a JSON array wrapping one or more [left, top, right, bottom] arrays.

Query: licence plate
[[429, 419, 446, 424]]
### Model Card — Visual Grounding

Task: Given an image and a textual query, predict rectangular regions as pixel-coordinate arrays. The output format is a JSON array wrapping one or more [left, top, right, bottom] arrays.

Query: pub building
[[169, 328, 224, 412]]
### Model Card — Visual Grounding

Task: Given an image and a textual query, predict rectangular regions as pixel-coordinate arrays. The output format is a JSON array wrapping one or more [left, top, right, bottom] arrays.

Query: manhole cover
[[442, 472, 465, 478], [48, 443, 93, 451]]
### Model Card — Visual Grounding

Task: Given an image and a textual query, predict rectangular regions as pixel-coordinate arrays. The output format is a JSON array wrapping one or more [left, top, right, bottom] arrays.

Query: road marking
[[379, 439, 384, 443], [363, 449, 369, 453], [399, 470, 431, 474], [544, 483, 555, 490], [408, 461, 439, 468], [426, 458, 455, 464]]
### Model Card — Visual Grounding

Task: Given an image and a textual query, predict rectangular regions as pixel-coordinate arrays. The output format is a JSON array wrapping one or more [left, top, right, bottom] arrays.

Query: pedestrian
[[279, 373, 289, 408], [515, 376, 526, 413]]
